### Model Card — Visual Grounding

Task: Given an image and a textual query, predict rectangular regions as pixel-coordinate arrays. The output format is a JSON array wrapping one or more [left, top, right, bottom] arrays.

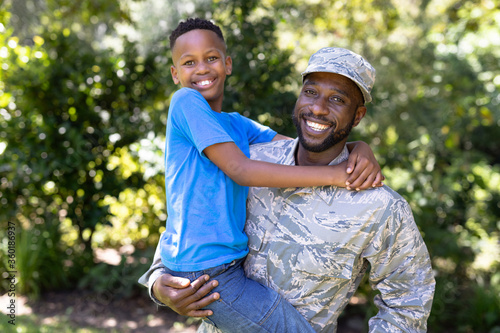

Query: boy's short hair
[[169, 18, 225, 50]]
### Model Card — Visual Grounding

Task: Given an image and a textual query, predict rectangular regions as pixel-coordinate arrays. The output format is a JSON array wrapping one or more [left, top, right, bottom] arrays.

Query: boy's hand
[[152, 273, 219, 317], [345, 141, 384, 191]]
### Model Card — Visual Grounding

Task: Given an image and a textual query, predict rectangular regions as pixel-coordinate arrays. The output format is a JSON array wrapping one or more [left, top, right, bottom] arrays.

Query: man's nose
[[308, 98, 329, 116]]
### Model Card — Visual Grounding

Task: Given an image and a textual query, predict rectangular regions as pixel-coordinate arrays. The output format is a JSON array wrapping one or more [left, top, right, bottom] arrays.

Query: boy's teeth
[[198, 80, 212, 86], [306, 120, 330, 131]]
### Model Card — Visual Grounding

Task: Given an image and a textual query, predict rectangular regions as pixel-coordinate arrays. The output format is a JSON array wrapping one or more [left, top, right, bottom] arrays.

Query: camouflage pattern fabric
[[239, 139, 435, 332], [301, 47, 376, 103], [141, 138, 435, 333]]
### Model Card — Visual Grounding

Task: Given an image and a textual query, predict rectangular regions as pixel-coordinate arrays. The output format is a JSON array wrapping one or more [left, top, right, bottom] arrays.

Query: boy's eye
[[207, 56, 218, 62], [183, 60, 194, 66]]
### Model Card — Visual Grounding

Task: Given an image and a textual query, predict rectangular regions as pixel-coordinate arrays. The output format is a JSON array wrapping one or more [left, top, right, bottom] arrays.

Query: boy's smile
[[171, 29, 232, 112]]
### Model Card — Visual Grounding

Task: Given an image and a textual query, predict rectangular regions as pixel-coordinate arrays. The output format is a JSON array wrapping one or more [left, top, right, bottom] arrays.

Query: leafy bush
[[78, 248, 154, 300], [0, 0, 499, 331]]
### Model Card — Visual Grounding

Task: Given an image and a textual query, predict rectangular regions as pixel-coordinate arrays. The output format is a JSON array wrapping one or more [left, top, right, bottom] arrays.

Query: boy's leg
[[199, 259, 315, 333]]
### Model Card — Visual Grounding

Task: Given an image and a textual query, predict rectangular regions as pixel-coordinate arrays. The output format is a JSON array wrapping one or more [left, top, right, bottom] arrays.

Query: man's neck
[[294, 142, 346, 166]]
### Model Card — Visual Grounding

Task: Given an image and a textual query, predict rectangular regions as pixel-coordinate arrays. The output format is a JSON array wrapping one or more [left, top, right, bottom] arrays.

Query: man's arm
[[153, 273, 219, 317], [366, 200, 436, 332], [138, 234, 219, 317]]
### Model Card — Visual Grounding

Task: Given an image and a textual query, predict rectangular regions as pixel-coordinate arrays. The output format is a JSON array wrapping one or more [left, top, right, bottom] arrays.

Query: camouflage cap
[[301, 47, 376, 103]]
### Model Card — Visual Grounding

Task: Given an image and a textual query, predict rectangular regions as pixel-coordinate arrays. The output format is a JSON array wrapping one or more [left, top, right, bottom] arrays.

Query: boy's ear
[[170, 65, 180, 84], [225, 56, 232, 75]]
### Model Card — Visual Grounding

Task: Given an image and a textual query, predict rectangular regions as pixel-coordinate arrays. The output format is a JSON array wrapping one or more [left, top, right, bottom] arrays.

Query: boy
[[159, 18, 383, 332]]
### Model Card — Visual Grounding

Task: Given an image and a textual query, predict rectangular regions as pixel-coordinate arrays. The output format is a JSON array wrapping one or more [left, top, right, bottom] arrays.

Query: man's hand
[[152, 273, 220, 317], [345, 141, 385, 190]]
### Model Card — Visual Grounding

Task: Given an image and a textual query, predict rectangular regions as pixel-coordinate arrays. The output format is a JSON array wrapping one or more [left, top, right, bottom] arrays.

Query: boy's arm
[[345, 141, 384, 190], [204, 141, 353, 188], [262, 137, 383, 189]]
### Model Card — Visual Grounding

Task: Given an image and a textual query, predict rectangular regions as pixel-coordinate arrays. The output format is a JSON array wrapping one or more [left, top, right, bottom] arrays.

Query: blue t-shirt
[[160, 88, 277, 271]]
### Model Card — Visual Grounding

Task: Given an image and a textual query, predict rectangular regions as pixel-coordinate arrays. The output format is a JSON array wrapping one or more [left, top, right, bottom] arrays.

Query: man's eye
[[305, 89, 316, 95], [331, 97, 344, 103]]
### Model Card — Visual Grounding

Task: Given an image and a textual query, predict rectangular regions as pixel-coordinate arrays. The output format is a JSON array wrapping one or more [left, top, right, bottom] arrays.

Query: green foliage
[[0, 0, 167, 293], [13, 224, 63, 298], [78, 248, 153, 299], [0, 315, 113, 333], [0, 0, 499, 331], [217, 0, 298, 136]]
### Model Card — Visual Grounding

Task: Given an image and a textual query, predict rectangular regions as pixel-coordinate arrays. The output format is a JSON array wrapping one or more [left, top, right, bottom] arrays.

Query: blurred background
[[0, 0, 499, 332]]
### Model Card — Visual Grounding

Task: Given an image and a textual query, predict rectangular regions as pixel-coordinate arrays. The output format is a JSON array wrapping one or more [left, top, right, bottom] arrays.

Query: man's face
[[292, 72, 366, 153], [170, 29, 232, 111]]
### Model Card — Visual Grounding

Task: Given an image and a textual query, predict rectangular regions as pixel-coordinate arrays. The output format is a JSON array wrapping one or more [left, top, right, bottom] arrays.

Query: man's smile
[[305, 120, 332, 133]]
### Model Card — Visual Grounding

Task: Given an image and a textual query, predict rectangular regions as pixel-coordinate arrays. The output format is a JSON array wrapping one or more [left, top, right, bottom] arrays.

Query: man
[[139, 47, 435, 332]]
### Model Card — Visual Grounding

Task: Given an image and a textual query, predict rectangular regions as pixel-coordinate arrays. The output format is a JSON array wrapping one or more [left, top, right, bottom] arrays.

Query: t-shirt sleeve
[[169, 88, 233, 153], [238, 114, 277, 145]]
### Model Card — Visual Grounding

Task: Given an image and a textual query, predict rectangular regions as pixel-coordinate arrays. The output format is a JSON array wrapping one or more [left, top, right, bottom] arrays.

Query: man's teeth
[[197, 80, 212, 86], [306, 120, 330, 131]]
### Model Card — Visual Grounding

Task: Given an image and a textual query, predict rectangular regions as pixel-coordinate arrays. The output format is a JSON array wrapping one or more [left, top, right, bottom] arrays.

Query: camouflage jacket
[[140, 138, 435, 332]]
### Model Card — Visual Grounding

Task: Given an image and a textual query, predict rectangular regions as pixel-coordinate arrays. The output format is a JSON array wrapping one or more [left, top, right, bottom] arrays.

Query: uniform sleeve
[[198, 321, 224, 333], [365, 200, 436, 332], [237, 113, 277, 145], [137, 234, 169, 306], [169, 88, 233, 153]]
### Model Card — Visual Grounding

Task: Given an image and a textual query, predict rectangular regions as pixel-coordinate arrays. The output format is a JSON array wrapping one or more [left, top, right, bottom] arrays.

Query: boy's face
[[171, 29, 232, 112]]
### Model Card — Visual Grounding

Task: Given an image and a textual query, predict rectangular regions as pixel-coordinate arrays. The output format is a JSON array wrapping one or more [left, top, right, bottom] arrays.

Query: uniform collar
[[281, 139, 350, 205]]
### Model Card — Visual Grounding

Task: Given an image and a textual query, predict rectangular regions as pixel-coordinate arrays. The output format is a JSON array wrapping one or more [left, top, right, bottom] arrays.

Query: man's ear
[[225, 56, 232, 75], [170, 65, 180, 84], [353, 106, 367, 127]]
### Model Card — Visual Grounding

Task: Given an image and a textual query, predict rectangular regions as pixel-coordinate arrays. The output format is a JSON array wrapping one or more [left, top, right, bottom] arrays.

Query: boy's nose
[[195, 62, 209, 74]]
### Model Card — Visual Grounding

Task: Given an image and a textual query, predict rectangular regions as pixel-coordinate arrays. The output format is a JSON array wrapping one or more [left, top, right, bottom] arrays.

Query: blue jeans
[[165, 258, 315, 333]]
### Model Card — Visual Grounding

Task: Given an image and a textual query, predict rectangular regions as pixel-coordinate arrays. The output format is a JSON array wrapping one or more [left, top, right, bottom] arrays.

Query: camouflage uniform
[[198, 139, 435, 333], [141, 138, 435, 332]]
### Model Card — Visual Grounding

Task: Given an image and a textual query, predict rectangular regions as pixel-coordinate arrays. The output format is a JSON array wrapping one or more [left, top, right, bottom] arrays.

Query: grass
[[0, 314, 116, 333]]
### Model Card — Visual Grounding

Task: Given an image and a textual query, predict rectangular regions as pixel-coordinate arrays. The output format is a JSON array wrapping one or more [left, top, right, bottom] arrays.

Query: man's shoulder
[[362, 185, 413, 217], [370, 184, 404, 201], [249, 139, 296, 162]]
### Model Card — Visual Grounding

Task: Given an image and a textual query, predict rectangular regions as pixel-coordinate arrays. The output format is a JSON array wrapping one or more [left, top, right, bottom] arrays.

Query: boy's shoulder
[[170, 88, 210, 112], [173, 87, 202, 99]]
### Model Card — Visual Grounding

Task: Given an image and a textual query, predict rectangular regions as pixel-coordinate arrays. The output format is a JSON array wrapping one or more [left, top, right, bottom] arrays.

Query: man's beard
[[293, 112, 356, 153]]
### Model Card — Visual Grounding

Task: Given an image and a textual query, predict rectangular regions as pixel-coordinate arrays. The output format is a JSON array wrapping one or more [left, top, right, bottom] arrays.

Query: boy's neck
[[208, 99, 223, 112]]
